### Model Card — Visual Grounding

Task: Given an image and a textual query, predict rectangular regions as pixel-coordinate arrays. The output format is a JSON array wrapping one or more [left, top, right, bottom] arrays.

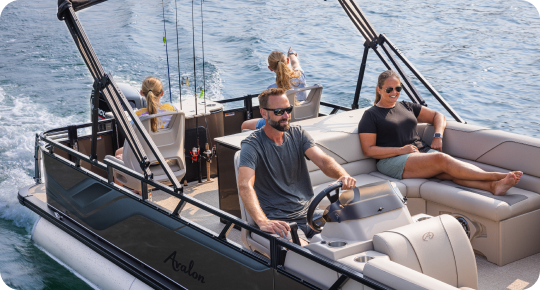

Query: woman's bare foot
[[513, 171, 523, 183], [491, 172, 517, 196]]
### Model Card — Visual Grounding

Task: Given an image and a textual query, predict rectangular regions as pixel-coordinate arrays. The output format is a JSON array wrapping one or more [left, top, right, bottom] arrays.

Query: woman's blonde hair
[[141, 76, 163, 132], [375, 70, 401, 105], [268, 51, 301, 90]]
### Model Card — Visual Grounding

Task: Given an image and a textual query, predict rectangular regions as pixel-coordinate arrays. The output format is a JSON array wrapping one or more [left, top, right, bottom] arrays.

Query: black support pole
[[378, 36, 426, 106], [382, 35, 465, 123], [352, 42, 370, 109], [59, 6, 183, 192], [338, 0, 465, 123]]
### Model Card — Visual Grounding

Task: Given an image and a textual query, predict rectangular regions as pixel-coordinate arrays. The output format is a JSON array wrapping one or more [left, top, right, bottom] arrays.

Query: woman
[[357, 70, 522, 196], [115, 76, 177, 160], [241, 47, 307, 131]]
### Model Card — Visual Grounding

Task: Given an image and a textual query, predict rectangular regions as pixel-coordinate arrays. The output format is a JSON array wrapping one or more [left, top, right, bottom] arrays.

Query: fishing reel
[[200, 145, 217, 163], [189, 147, 200, 162], [181, 77, 190, 86]]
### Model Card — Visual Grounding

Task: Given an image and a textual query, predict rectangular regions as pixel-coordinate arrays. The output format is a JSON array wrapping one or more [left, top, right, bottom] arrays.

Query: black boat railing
[[36, 121, 393, 290]]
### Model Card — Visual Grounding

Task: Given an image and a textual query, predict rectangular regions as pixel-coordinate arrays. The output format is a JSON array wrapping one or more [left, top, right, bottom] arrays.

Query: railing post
[[244, 95, 253, 120], [107, 166, 114, 184], [141, 181, 149, 201], [34, 134, 42, 184], [90, 80, 101, 161]]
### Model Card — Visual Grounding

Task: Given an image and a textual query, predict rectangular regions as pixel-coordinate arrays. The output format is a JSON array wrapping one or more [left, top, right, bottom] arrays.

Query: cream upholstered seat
[[367, 214, 478, 290], [286, 84, 322, 123], [233, 151, 272, 257], [104, 111, 186, 191]]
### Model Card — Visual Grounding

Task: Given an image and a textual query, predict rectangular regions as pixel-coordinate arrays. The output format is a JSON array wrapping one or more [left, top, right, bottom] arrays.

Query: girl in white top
[[241, 47, 307, 131]]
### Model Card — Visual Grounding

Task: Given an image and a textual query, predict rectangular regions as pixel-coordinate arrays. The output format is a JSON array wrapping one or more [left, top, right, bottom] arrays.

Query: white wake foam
[[0, 88, 85, 233]]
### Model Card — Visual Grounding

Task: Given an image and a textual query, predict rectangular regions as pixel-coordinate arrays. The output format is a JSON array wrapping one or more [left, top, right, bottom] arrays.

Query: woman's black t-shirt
[[357, 101, 430, 154]]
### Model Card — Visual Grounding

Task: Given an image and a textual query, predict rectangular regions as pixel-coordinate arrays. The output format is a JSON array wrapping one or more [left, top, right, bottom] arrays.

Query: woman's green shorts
[[376, 149, 438, 180]]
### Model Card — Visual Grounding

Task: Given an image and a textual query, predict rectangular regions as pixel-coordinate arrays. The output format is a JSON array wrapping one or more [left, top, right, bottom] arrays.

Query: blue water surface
[[0, 0, 539, 288]]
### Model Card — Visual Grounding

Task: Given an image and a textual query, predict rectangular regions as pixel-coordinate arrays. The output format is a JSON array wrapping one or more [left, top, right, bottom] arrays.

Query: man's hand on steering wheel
[[259, 219, 291, 238], [337, 175, 356, 191]]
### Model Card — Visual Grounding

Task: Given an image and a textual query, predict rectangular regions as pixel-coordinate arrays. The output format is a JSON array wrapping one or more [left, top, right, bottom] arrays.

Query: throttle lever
[[289, 222, 301, 246]]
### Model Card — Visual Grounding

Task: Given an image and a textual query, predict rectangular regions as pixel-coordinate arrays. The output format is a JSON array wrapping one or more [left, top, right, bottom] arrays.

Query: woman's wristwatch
[[434, 133, 443, 139], [288, 51, 297, 56]]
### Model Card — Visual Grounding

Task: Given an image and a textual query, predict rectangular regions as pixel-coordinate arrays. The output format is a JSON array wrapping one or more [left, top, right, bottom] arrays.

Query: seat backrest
[[234, 151, 258, 249], [286, 84, 322, 122], [372, 215, 478, 289], [123, 111, 186, 179], [234, 151, 256, 225]]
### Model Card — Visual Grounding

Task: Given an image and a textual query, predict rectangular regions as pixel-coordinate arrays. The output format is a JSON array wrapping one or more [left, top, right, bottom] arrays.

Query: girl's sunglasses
[[385, 86, 402, 93], [263, 106, 293, 116]]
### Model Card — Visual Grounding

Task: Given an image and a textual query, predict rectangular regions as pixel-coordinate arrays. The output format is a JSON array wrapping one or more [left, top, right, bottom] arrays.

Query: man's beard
[[268, 117, 290, 131]]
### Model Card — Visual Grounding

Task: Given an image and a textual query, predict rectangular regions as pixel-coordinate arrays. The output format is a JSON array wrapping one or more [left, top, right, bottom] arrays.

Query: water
[[0, 0, 539, 288]]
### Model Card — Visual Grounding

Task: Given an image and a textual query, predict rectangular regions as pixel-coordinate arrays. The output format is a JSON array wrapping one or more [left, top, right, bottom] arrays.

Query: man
[[237, 88, 357, 245]]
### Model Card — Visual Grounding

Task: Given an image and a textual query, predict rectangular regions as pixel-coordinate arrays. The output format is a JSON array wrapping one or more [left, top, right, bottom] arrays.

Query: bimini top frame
[[338, 0, 465, 123], [57, 0, 183, 198]]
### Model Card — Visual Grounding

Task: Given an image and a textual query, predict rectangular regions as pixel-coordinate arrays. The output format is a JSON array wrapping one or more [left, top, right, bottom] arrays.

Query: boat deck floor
[[32, 180, 540, 290]]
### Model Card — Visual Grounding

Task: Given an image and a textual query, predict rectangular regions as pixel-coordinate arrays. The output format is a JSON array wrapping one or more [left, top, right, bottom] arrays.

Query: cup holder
[[327, 241, 347, 248], [354, 255, 374, 263], [417, 217, 432, 222]]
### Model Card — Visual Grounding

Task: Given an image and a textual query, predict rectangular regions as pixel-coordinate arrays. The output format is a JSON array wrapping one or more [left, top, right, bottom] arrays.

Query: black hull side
[[36, 153, 281, 290], [19, 184, 186, 290]]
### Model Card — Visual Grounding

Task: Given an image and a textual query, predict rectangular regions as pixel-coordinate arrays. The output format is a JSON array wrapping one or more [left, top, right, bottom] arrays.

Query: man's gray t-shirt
[[239, 125, 316, 222]]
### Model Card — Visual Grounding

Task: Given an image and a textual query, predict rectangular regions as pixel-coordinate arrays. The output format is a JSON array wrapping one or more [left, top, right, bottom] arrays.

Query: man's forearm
[[320, 155, 348, 179], [238, 184, 268, 225]]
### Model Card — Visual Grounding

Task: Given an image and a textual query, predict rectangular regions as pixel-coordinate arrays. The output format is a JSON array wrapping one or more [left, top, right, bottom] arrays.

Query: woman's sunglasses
[[263, 106, 293, 116], [385, 86, 402, 93]]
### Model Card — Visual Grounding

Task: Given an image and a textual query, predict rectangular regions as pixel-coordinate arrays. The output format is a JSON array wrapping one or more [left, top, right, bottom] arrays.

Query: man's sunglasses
[[385, 86, 402, 93], [263, 106, 293, 116]]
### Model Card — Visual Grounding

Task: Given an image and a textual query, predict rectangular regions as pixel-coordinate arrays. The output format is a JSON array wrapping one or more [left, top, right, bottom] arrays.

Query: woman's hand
[[399, 144, 419, 155], [431, 138, 443, 151]]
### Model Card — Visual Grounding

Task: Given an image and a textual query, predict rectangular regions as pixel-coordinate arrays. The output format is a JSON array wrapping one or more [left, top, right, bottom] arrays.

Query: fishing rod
[[161, 0, 173, 103], [174, 0, 182, 110], [200, 0, 215, 182], [191, 0, 202, 183]]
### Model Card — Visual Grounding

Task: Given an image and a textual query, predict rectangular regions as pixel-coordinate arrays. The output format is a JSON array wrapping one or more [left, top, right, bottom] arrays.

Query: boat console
[[233, 152, 479, 289]]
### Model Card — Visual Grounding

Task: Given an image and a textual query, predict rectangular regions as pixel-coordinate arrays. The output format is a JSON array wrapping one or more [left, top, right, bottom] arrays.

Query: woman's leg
[[403, 152, 521, 195], [403, 152, 505, 180], [452, 175, 518, 196]]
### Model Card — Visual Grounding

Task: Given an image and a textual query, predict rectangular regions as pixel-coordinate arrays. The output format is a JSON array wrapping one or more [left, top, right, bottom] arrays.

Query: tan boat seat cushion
[[369, 171, 434, 198], [364, 258, 469, 290], [420, 181, 540, 221], [373, 214, 478, 289]]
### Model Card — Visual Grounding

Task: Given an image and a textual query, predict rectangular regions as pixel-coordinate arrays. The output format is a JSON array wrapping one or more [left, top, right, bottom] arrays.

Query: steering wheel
[[307, 181, 343, 232]]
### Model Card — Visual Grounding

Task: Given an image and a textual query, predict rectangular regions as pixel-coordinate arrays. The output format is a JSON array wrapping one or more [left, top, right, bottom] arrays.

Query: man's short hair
[[258, 88, 287, 109]]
